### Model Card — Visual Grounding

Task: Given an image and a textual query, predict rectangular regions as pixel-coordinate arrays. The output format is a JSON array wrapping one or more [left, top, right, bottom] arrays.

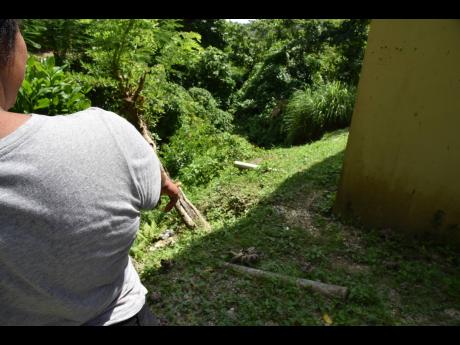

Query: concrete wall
[[334, 20, 460, 245]]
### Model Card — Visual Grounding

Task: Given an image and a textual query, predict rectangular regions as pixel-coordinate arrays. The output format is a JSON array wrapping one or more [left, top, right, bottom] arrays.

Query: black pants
[[111, 303, 159, 326]]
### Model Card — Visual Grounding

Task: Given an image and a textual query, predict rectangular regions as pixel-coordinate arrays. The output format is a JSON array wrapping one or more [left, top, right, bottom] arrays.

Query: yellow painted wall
[[334, 20, 460, 245]]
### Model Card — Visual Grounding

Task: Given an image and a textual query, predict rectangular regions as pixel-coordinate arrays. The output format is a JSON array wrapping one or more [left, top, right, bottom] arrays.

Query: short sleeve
[[98, 108, 162, 210]]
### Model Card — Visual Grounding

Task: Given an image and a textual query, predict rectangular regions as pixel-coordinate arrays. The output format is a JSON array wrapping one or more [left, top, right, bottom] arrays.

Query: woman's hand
[[160, 172, 180, 212]]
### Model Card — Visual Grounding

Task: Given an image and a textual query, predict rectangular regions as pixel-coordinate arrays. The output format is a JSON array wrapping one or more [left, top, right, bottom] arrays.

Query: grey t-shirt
[[0, 107, 162, 325]]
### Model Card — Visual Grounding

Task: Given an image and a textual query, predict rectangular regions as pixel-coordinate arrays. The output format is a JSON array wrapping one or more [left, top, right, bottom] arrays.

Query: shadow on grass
[[140, 148, 460, 325], [139, 151, 350, 325]]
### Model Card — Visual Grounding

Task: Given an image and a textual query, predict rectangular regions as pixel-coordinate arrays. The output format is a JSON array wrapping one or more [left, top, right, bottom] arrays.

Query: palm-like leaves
[[284, 81, 356, 144]]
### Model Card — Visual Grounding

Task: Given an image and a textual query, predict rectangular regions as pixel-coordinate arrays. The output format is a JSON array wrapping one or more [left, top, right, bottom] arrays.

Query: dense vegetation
[[19, 19, 369, 185]]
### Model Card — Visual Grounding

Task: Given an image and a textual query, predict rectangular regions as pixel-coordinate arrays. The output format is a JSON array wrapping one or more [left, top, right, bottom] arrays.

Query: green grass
[[132, 128, 460, 326]]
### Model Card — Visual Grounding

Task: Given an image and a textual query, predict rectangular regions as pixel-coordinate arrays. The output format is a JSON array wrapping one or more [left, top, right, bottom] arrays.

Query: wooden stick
[[222, 262, 348, 299], [234, 161, 259, 170]]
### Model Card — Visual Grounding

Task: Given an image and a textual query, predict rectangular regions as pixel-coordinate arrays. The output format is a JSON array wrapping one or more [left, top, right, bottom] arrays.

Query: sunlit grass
[[133, 129, 460, 325]]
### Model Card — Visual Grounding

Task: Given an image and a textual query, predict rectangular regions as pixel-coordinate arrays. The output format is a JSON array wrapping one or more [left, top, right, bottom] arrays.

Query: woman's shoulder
[[74, 107, 144, 145], [74, 107, 131, 126], [70, 107, 116, 119]]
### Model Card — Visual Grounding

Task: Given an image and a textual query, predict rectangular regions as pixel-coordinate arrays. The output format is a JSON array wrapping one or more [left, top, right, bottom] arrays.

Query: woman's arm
[[160, 167, 180, 212]]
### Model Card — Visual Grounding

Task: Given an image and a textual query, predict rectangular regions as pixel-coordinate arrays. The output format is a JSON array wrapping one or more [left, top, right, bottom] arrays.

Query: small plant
[[348, 284, 382, 306], [12, 55, 91, 115], [305, 246, 325, 263], [130, 216, 160, 262]]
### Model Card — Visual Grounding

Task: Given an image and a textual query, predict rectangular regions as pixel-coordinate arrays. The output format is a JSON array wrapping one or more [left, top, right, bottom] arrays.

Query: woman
[[0, 19, 180, 326]]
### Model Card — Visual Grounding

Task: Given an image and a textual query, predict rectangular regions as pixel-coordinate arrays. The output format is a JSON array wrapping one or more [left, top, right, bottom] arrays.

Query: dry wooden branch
[[117, 72, 211, 231], [222, 262, 348, 299]]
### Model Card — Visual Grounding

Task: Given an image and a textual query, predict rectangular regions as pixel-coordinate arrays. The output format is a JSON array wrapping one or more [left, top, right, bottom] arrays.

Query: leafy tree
[[19, 19, 47, 50], [152, 82, 196, 142], [230, 21, 330, 146], [328, 19, 370, 86], [76, 19, 202, 130], [20, 19, 91, 66], [178, 46, 236, 109], [222, 21, 256, 67], [180, 19, 227, 49], [221, 21, 261, 88]]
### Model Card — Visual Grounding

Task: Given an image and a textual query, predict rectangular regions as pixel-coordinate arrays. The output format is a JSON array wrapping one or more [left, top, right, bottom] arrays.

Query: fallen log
[[234, 161, 259, 170], [222, 262, 348, 299]]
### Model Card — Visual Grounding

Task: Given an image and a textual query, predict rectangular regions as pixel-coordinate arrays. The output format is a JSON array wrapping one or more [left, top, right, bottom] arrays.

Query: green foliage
[[81, 19, 202, 81], [229, 19, 368, 147], [329, 19, 370, 86], [222, 21, 260, 78], [174, 46, 236, 109], [230, 24, 328, 146], [19, 20, 47, 50], [18, 18, 369, 148], [153, 84, 234, 144], [20, 19, 91, 66], [153, 82, 196, 142], [130, 216, 159, 262], [181, 19, 227, 50], [15, 19, 369, 191], [283, 81, 356, 144], [71, 73, 122, 113], [12, 56, 91, 115], [161, 118, 255, 186], [75, 19, 203, 136], [188, 87, 233, 132], [81, 19, 159, 85]]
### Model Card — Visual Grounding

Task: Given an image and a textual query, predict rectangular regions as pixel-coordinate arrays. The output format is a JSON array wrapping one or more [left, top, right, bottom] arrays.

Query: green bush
[[153, 83, 197, 143], [161, 118, 255, 187], [283, 81, 356, 144], [188, 87, 233, 132], [12, 55, 91, 115], [153, 84, 234, 144]]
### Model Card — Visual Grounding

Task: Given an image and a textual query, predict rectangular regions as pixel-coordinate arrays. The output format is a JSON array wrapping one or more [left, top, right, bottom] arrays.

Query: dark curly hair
[[0, 19, 20, 67]]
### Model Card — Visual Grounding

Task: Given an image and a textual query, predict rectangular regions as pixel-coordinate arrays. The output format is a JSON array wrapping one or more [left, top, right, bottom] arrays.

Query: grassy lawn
[[132, 129, 460, 326]]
